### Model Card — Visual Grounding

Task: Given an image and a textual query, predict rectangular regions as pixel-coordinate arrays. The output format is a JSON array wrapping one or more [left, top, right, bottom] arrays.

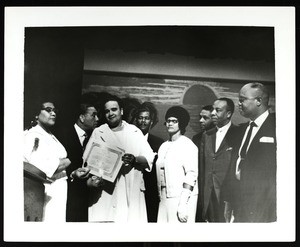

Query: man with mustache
[[135, 102, 164, 222]]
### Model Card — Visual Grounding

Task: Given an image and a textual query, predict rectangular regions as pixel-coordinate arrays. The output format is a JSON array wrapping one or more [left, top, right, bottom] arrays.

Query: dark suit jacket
[[192, 131, 204, 149], [224, 113, 276, 222], [58, 126, 89, 222], [200, 124, 238, 219], [143, 133, 164, 222]]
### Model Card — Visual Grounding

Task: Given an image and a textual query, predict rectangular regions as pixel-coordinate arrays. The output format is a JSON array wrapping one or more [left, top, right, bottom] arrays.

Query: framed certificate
[[84, 141, 124, 183]]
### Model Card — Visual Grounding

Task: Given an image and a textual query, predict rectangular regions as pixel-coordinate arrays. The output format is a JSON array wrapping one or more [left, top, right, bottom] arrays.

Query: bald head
[[238, 82, 270, 120]]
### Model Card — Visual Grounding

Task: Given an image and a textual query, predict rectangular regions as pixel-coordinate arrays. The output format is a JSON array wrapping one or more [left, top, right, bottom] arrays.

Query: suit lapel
[[207, 127, 217, 153], [247, 114, 275, 156], [216, 125, 232, 153]]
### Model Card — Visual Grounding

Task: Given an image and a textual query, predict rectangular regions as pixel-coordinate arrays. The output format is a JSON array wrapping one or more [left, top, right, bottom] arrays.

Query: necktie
[[240, 121, 257, 159], [82, 133, 89, 150]]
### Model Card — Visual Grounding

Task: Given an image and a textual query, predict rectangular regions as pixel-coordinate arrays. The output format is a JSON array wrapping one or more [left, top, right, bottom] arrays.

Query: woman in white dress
[[156, 106, 198, 223], [24, 101, 71, 222]]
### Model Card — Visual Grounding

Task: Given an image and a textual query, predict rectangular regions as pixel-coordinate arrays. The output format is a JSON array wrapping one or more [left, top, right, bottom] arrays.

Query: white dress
[[24, 125, 68, 222], [84, 121, 155, 223], [156, 135, 198, 223]]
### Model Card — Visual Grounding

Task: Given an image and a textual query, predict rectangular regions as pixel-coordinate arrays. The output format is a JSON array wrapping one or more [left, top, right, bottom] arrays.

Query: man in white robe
[[83, 95, 155, 223]]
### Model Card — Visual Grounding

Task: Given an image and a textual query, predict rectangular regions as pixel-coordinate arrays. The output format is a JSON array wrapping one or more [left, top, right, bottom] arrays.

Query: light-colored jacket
[[156, 135, 198, 199]]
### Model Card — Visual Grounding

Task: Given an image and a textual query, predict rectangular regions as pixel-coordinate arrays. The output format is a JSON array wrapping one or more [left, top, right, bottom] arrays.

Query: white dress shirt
[[215, 121, 232, 152], [235, 110, 269, 180], [74, 123, 86, 146]]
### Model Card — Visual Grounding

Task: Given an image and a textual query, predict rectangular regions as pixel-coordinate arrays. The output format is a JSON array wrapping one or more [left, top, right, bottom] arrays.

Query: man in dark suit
[[224, 82, 276, 222], [59, 102, 99, 222], [192, 105, 215, 222], [135, 102, 164, 222], [200, 98, 237, 222], [192, 105, 215, 148]]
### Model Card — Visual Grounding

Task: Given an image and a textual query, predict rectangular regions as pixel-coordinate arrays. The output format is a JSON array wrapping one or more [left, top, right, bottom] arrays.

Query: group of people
[[23, 82, 276, 223]]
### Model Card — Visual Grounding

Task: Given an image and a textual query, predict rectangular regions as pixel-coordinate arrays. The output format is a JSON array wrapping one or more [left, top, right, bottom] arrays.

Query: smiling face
[[37, 102, 57, 128], [136, 111, 153, 135], [104, 100, 123, 128]]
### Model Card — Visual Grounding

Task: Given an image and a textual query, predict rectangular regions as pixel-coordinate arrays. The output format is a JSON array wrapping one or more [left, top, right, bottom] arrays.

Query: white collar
[[217, 121, 231, 133], [252, 110, 269, 128], [74, 123, 86, 137]]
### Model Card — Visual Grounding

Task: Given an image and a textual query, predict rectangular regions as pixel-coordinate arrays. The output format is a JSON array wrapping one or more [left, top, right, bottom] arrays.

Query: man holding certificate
[[83, 95, 155, 223]]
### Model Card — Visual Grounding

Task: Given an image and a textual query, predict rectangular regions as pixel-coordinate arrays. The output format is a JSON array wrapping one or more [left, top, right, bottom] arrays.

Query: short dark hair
[[135, 102, 159, 128], [76, 102, 95, 118], [249, 82, 270, 106], [202, 105, 214, 112], [217, 97, 235, 115], [102, 94, 123, 111]]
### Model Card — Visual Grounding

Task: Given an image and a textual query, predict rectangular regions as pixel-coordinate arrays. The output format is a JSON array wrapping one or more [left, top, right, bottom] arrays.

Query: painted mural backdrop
[[82, 73, 275, 140]]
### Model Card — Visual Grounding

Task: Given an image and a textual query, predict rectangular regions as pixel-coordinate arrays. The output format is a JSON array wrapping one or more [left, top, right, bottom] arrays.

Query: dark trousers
[[205, 188, 225, 222]]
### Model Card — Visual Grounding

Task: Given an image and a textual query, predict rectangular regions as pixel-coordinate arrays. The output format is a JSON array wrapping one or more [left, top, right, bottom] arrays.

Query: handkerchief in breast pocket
[[226, 147, 233, 151], [259, 136, 274, 143]]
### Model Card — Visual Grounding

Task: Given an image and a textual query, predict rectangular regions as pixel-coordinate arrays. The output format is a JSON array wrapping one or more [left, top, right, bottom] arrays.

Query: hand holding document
[[83, 140, 125, 183]]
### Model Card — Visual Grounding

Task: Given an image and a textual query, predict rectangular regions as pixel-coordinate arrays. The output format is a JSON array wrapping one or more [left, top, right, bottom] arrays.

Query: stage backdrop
[[82, 72, 275, 141]]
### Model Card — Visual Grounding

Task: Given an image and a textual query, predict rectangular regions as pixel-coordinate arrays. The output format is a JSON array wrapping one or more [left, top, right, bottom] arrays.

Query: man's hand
[[71, 167, 90, 180], [87, 175, 105, 188], [122, 153, 136, 167]]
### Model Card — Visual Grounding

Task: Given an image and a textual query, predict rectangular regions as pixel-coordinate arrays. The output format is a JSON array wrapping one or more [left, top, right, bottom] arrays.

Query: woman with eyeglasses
[[24, 101, 71, 222], [156, 106, 198, 223]]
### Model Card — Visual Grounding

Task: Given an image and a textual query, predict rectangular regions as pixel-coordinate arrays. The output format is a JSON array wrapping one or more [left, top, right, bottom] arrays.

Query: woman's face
[[37, 102, 57, 128], [166, 117, 180, 135]]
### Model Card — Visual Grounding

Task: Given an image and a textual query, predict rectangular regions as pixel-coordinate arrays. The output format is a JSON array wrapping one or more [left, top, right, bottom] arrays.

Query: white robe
[[84, 121, 155, 223], [24, 125, 68, 222]]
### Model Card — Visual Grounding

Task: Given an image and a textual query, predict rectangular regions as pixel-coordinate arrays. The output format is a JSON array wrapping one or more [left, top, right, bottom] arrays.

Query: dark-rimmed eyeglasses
[[166, 119, 178, 124], [42, 107, 58, 114]]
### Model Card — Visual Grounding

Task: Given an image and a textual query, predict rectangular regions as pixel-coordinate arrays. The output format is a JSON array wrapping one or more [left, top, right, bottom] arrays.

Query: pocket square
[[259, 136, 274, 143], [226, 147, 233, 151]]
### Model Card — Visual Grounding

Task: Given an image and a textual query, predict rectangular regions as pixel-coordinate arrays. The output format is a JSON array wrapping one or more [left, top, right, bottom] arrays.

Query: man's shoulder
[[205, 127, 217, 136], [148, 133, 164, 144], [192, 132, 202, 140]]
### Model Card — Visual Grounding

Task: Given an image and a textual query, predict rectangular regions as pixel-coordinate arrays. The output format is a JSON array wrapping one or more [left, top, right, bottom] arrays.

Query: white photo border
[[4, 6, 295, 242]]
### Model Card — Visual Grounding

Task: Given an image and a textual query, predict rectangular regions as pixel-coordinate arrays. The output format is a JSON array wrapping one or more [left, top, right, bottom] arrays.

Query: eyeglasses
[[42, 107, 58, 114], [238, 97, 257, 103], [166, 119, 178, 124]]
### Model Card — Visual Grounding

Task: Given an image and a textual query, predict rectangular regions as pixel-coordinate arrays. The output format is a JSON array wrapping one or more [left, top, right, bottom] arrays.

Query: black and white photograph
[[4, 7, 295, 242]]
